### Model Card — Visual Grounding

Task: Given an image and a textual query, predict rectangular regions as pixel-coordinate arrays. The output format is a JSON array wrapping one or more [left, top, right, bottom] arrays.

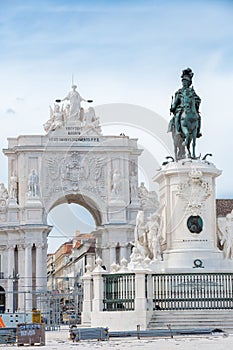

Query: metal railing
[[103, 274, 135, 311], [152, 273, 233, 310]]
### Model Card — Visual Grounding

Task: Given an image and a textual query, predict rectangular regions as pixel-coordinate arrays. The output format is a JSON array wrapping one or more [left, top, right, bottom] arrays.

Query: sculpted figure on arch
[[0, 183, 8, 200], [28, 169, 39, 197], [62, 84, 86, 120], [83, 107, 102, 134], [43, 104, 64, 133], [111, 169, 121, 196], [168, 68, 202, 159], [9, 172, 18, 200]]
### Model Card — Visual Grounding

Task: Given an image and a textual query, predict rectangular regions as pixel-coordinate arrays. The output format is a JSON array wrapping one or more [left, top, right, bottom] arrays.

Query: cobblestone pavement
[[0, 327, 231, 349]]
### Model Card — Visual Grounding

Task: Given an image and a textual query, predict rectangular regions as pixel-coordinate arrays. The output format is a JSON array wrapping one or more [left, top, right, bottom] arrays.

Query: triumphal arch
[[0, 85, 157, 313]]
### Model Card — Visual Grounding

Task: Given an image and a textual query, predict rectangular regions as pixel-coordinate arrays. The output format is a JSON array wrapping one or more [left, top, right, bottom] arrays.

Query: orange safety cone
[[0, 316, 5, 328]]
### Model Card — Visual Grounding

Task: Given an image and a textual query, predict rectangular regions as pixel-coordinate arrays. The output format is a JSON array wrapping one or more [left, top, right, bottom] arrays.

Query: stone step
[[150, 310, 231, 315], [147, 310, 233, 332], [152, 314, 233, 320], [149, 311, 232, 317], [149, 321, 233, 327]]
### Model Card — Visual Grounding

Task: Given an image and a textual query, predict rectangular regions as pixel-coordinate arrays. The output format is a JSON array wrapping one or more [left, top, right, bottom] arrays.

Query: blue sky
[[1, 1, 233, 70], [1, 0, 233, 107], [0, 0, 233, 251], [0, 0, 232, 122]]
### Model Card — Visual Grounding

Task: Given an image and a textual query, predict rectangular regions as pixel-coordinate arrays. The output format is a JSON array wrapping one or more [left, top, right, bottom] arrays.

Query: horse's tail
[[167, 118, 174, 133]]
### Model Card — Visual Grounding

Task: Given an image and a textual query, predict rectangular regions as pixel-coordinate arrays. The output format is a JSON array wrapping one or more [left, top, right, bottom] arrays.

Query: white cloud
[[5, 108, 16, 115]]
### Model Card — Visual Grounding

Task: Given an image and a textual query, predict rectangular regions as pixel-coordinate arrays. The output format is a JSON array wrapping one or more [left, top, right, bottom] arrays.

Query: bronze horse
[[168, 118, 185, 161]]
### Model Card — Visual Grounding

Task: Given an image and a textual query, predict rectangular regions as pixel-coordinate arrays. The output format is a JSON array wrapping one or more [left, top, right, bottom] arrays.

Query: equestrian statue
[[168, 68, 202, 159]]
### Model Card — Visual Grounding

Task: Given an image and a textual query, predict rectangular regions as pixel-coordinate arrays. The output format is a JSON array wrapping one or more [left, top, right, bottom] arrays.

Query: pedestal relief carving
[[177, 168, 212, 216]]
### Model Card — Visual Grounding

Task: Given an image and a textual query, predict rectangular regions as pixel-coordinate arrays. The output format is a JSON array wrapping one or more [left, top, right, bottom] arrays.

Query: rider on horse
[[168, 68, 202, 159], [168, 68, 202, 138]]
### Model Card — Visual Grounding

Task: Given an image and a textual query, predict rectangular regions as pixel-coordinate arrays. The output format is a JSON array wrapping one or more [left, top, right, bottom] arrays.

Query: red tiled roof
[[75, 233, 93, 240], [216, 199, 233, 217], [74, 241, 82, 249]]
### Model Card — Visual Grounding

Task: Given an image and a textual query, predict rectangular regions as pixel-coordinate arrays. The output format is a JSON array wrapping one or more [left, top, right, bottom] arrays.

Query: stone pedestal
[[108, 200, 127, 223], [8, 199, 19, 224], [92, 268, 106, 314], [153, 159, 233, 272], [135, 270, 147, 312], [23, 199, 43, 225], [82, 271, 92, 326]]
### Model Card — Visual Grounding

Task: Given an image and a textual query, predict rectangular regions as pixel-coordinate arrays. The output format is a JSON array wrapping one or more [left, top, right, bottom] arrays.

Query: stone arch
[[46, 191, 107, 227], [1, 99, 154, 316]]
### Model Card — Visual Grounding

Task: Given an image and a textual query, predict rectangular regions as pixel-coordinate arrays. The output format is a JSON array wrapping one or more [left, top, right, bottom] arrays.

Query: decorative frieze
[[45, 152, 107, 199]]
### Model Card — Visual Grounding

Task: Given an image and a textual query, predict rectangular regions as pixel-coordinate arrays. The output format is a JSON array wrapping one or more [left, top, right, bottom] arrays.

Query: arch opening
[[47, 199, 96, 254], [48, 193, 103, 226]]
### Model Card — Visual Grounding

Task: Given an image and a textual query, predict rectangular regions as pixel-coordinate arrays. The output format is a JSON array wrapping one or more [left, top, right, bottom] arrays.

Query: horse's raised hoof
[[191, 154, 200, 160]]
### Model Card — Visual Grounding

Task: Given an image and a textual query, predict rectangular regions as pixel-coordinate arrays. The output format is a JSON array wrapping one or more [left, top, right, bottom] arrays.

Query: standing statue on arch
[[27, 169, 40, 198], [168, 68, 202, 159], [62, 84, 86, 120]]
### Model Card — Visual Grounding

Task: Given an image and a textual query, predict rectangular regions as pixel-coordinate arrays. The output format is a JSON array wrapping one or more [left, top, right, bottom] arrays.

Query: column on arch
[[24, 243, 33, 312], [17, 244, 26, 312], [41, 242, 48, 291], [109, 243, 116, 265], [35, 241, 48, 314], [6, 244, 15, 312], [120, 243, 128, 261], [36, 243, 45, 291]]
